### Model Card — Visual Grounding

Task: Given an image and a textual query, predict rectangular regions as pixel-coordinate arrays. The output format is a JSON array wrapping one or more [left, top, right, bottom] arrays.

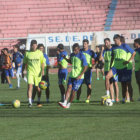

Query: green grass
[[0, 72, 140, 140]]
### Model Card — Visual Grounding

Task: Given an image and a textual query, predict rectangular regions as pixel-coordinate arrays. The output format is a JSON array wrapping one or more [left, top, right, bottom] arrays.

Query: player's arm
[[22, 63, 26, 78], [123, 52, 136, 65], [123, 45, 135, 65], [62, 55, 71, 64], [76, 65, 88, 80], [99, 46, 104, 61]]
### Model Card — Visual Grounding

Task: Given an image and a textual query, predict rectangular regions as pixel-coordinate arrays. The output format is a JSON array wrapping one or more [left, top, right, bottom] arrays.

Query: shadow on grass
[[0, 101, 140, 117]]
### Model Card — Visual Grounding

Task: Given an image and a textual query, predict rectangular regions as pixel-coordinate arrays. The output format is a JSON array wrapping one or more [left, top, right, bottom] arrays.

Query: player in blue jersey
[[58, 43, 88, 108], [105, 34, 135, 103], [76, 39, 97, 103], [133, 38, 140, 101], [13, 45, 27, 88], [57, 44, 68, 102], [121, 36, 133, 102]]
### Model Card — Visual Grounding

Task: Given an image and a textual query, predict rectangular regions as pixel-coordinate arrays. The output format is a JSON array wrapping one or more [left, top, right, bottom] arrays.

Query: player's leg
[[114, 81, 119, 102], [85, 69, 92, 103], [66, 78, 83, 108], [135, 71, 140, 100], [27, 84, 33, 107], [76, 85, 82, 102], [127, 81, 133, 102], [4, 69, 12, 88], [105, 68, 114, 96], [16, 67, 21, 88], [27, 75, 35, 107], [58, 69, 65, 101], [86, 84, 91, 102], [45, 76, 50, 103], [46, 87, 50, 103], [101, 68, 105, 80], [96, 68, 99, 80], [58, 78, 72, 108], [121, 82, 127, 103], [32, 85, 37, 103], [109, 82, 115, 102], [35, 76, 42, 106]]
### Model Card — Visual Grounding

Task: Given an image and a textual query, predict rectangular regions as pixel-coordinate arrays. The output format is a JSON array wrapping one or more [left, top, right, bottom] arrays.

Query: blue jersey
[[13, 51, 24, 68], [44, 54, 50, 65], [80, 49, 97, 68]]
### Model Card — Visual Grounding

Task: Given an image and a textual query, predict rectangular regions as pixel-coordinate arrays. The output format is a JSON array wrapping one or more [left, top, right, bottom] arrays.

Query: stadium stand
[[105, 0, 140, 30], [0, 0, 111, 49]]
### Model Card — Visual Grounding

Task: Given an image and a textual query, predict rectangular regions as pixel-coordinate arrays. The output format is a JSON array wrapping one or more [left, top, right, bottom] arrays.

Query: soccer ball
[[105, 99, 113, 106], [39, 81, 47, 90], [12, 100, 20, 108]]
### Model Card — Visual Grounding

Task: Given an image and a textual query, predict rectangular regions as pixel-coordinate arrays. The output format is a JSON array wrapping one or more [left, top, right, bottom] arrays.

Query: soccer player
[[22, 40, 44, 107], [2, 48, 15, 88], [121, 36, 133, 102], [76, 39, 97, 103], [95, 46, 105, 80], [105, 34, 135, 103], [100, 38, 119, 102], [32, 44, 50, 103], [58, 43, 88, 108], [13, 45, 27, 88], [133, 38, 140, 100], [57, 44, 68, 102]]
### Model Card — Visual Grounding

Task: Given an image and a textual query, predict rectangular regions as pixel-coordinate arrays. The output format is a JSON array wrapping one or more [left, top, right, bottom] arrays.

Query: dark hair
[[104, 38, 110, 42], [30, 40, 37, 46], [57, 43, 64, 50], [120, 36, 125, 43], [134, 38, 140, 45], [37, 44, 45, 49], [13, 45, 19, 50], [73, 43, 80, 50], [113, 34, 121, 40], [3, 48, 8, 52], [83, 39, 89, 44]]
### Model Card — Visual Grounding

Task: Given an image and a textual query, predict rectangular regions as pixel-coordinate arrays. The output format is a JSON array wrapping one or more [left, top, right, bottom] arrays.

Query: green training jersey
[[134, 48, 140, 71], [69, 52, 88, 79], [103, 48, 112, 72], [112, 43, 134, 69], [23, 50, 44, 77], [80, 49, 97, 68]]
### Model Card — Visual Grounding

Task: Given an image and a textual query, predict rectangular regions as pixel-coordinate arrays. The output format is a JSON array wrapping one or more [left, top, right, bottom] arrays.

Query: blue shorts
[[111, 67, 131, 82], [105, 71, 118, 83], [4, 68, 14, 77], [58, 69, 68, 85], [83, 68, 92, 85], [68, 77, 83, 91]]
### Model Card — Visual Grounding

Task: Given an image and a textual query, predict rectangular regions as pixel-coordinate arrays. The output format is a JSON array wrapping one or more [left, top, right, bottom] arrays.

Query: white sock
[[24, 77, 27, 82], [29, 98, 32, 105], [106, 90, 110, 96], [64, 100, 67, 104], [17, 77, 20, 87]]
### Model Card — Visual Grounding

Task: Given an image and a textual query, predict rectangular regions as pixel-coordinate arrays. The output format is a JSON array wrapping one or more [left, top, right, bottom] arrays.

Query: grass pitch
[[0, 72, 140, 140]]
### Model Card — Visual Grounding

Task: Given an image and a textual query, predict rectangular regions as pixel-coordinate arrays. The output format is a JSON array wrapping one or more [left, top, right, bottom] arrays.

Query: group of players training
[[1, 34, 140, 108]]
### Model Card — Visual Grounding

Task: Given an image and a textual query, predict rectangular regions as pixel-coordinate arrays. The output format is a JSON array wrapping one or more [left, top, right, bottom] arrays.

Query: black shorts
[[95, 62, 104, 69]]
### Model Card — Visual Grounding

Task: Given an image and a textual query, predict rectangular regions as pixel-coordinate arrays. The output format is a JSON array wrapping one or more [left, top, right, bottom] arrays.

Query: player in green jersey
[[22, 40, 44, 107], [133, 38, 140, 100], [100, 38, 119, 102], [58, 43, 88, 108]]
